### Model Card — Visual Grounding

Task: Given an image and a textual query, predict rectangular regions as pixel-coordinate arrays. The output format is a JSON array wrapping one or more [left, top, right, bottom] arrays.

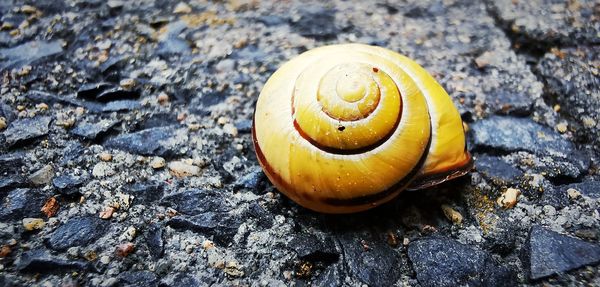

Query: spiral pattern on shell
[[253, 44, 472, 213]]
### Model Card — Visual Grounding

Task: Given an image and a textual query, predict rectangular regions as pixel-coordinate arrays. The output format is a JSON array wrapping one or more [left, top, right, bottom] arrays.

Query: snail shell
[[252, 44, 472, 213]]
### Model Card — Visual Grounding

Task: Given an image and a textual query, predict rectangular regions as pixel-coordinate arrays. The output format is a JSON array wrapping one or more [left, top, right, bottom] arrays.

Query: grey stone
[[16, 249, 92, 273], [289, 234, 338, 262], [103, 126, 186, 157], [234, 119, 252, 134], [102, 100, 141, 112], [52, 174, 88, 195], [145, 224, 164, 260], [339, 234, 401, 286], [0, 189, 46, 221], [408, 237, 515, 287], [126, 182, 163, 204], [159, 273, 206, 287], [3, 116, 51, 147], [167, 212, 243, 245], [233, 166, 265, 191], [70, 119, 119, 140], [0, 40, 63, 69], [489, 0, 599, 45], [523, 225, 600, 280], [45, 217, 108, 251], [537, 47, 600, 146], [118, 271, 158, 287], [0, 152, 24, 173], [291, 7, 339, 39], [24, 91, 106, 114], [160, 189, 230, 215], [470, 116, 588, 178], [471, 116, 572, 156], [28, 165, 54, 186], [0, 176, 26, 192], [540, 185, 569, 209], [60, 141, 85, 166], [77, 83, 140, 102], [77, 83, 115, 100], [474, 154, 523, 184]]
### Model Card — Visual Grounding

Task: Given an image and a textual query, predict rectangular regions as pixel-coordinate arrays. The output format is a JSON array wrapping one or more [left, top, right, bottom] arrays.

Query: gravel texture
[[0, 0, 599, 286]]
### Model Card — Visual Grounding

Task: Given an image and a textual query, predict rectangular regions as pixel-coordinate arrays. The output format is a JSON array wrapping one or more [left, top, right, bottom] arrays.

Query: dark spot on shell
[[372, 67, 379, 73], [338, 126, 345, 131]]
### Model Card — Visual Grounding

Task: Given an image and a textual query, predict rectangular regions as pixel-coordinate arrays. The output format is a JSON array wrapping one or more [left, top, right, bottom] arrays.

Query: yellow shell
[[252, 44, 472, 213]]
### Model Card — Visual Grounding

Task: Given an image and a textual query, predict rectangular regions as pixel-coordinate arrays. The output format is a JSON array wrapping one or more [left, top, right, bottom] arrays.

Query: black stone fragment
[[45, 217, 108, 251], [0, 101, 15, 124], [0, 40, 63, 69], [523, 225, 600, 280], [408, 237, 515, 287], [70, 119, 120, 140], [60, 141, 85, 166], [101, 100, 141, 112], [339, 233, 401, 286], [16, 249, 93, 273], [52, 174, 88, 195], [312, 264, 345, 286], [233, 166, 265, 191], [104, 126, 186, 158], [96, 87, 140, 102], [540, 185, 569, 209], [0, 176, 26, 192], [2, 116, 51, 148], [145, 224, 164, 260], [160, 189, 230, 215], [0, 188, 47, 221], [24, 91, 105, 113], [291, 7, 339, 40], [247, 202, 273, 229], [126, 181, 164, 204], [77, 83, 115, 100], [289, 234, 338, 262], [77, 83, 140, 102], [0, 152, 24, 173], [474, 154, 523, 184], [189, 92, 227, 116], [118, 271, 158, 287], [234, 119, 252, 134], [167, 212, 243, 245], [470, 116, 588, 178]]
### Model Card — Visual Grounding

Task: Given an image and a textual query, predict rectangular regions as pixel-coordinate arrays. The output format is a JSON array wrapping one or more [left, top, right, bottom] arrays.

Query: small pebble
[[100, 255, 111, 264], [99, 207, 115, 219], [22, 218, 45, 231], [157, 92, 170, 104], [567, 188, 581, 200], [150, 157, 166, 169], [441, 204, 463, 224], [497, 188, 521, 209], [36, 103, 49, 110], [173, 2, 192, 14], [168, 161, 200, 177], [28, 165, 54, 186], [115, 243, 134, 257], [99, 152, 113, 162], [41, 197, 59, 218], [223, 123, 238, 136], [542, 205, 556, 216], [0, 117, 6, 130], [556, 122, 568, 133], [119, 78, 136, 89]]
